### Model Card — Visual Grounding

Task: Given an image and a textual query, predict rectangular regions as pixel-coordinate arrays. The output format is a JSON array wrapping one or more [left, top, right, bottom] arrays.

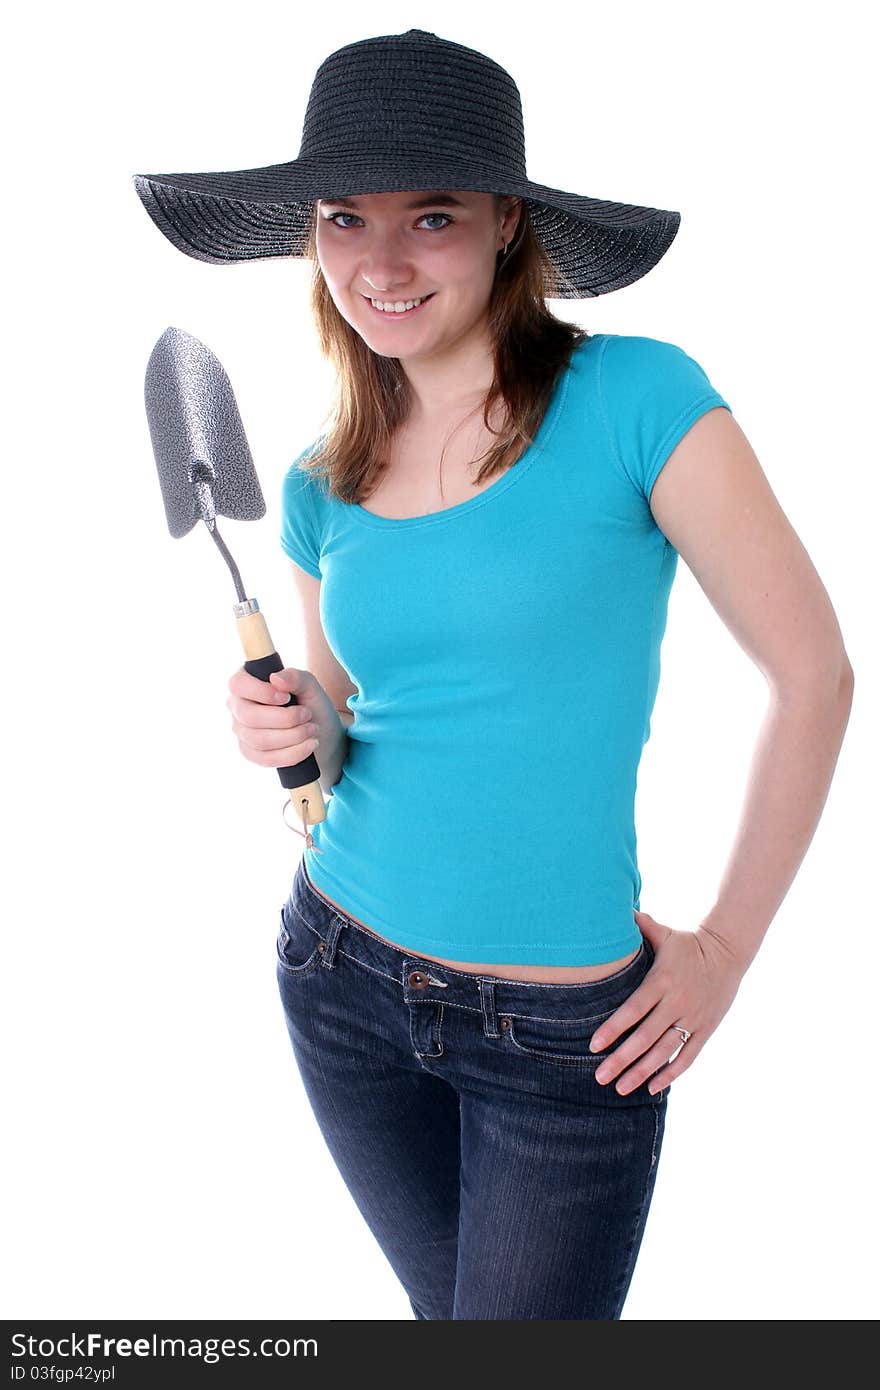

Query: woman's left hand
[[589, 909, 747, 1095]]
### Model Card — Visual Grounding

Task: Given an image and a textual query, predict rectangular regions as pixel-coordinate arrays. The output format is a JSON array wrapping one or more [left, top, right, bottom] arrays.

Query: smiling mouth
[[362, 292, 436, 315]]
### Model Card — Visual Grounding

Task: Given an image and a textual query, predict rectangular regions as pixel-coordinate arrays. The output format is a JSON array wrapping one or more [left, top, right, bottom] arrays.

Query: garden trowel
[[143, 324, 326, 843]]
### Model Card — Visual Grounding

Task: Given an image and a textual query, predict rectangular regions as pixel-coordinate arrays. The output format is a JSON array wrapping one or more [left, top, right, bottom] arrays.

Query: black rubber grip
[[243, 652, 320, 789]]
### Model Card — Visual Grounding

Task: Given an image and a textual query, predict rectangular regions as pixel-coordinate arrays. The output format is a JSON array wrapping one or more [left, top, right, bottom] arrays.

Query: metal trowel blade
[[143, 325, 265, 538]]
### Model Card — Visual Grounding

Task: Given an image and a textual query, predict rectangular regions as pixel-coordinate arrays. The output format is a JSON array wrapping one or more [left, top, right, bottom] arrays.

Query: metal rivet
[[317, 941, 325, 953], [500, 1017, 510, 1030]]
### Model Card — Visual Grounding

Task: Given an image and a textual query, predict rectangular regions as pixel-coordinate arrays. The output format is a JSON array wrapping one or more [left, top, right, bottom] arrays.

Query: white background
[[3, 0, 876, 1322]]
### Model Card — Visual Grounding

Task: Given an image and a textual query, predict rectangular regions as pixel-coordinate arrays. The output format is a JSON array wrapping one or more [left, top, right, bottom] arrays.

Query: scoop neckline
[[347, 339, 590, 530]]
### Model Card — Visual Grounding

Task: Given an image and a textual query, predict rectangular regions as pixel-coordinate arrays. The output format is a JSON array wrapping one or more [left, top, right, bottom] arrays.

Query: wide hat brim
[[132, 156, 680, 300]]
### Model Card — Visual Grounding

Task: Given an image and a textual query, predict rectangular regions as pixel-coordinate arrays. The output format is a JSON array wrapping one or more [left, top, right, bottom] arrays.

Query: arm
[[651, 407, 854, 970], [286, 559, 358, 797], [589, 406, 855, 1093]]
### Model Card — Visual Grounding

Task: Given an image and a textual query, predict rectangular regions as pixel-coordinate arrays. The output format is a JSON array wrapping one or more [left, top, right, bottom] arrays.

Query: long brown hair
[[297, 195, 590, 505]]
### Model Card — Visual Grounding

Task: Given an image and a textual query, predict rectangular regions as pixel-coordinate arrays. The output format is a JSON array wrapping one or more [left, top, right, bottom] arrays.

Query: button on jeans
[[276, 855, 669, 1320]]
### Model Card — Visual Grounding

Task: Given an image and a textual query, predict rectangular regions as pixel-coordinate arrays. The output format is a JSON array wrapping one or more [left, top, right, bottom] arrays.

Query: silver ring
[[673, 1024, 692, 1044]]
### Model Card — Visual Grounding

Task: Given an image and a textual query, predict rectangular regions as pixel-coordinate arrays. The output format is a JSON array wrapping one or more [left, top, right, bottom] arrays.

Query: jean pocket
[[276, 902, 322, 977], [502, 942, 653, 1067], [505, 1005, 619, 1066]]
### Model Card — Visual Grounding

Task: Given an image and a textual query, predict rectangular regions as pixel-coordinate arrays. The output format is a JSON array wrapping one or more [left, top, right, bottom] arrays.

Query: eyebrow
[[319, 193, 468, 210]]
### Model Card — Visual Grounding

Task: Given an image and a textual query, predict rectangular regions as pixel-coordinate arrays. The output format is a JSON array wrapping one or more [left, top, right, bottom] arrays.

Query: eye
[[323, 212, 362, 228], [321, 211, 453, 231]]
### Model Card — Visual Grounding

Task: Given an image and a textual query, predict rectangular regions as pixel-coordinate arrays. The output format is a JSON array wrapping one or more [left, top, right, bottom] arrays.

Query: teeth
[[370, 296, 427, 312]]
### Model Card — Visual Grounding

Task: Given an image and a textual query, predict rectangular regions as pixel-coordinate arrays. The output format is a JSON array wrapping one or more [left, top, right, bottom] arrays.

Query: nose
[[359, 235, 419, 297], [363, 271, 415, 296]]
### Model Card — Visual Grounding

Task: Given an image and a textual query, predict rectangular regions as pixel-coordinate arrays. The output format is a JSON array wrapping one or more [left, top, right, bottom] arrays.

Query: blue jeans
[[276, 856, 669, 1320]]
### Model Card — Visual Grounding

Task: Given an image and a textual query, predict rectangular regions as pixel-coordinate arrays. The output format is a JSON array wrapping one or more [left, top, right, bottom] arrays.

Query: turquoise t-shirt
[[280, 333, 731, 964]]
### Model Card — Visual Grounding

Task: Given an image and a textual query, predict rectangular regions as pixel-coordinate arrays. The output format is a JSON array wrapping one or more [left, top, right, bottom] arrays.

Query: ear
[[501, 196, 522, 244]]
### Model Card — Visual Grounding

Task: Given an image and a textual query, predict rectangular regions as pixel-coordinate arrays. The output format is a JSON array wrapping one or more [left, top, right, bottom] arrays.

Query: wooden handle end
[[291, 779, 327, 827]]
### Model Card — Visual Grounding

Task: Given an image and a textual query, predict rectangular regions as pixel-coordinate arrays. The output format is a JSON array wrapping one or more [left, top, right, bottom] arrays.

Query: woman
[[134, 29, 854, 1319]]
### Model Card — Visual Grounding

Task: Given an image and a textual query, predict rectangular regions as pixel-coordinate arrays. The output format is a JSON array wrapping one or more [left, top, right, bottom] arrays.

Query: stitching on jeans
[[333, 943, 485, 1010], [286, 923, 489, 1011], [506, 1007, 617, 1025], [326, 947, 400, 987], [275, 926, 321, 976], [610, 1104, 663, 1315], [650, 1100, 662, 1167], [289, 899, 322, 937], [285, 909, 640, 1018], [338, 948, 478, 1008], [505, 1033, 604, 1066]]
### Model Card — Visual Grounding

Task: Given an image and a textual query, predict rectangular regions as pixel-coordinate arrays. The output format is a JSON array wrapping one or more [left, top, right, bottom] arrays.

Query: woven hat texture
[[132, 28, 680, 298]]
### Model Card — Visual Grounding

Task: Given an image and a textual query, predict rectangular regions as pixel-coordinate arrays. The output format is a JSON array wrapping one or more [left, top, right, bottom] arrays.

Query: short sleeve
[[280, 446, 323, 578], [599, 335, 732, 503]]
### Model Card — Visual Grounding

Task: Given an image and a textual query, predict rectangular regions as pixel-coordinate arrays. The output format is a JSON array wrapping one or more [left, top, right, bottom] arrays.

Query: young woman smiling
[[136, 28, 854, 1321]]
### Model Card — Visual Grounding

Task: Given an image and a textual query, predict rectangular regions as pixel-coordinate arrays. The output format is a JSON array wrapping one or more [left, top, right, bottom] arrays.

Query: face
[[314, 189, 520, 364]]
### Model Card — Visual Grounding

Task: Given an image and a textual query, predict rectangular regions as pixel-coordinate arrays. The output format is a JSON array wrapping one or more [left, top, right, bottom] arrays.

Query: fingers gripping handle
[[233, 600, 327, 834]]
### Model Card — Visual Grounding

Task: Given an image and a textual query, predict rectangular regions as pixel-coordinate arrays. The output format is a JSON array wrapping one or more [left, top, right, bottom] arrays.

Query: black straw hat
[[132, 28, 681, 299]]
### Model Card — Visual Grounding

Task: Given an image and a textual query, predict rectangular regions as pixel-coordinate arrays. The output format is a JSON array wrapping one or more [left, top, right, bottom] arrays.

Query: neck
[[398, 325, 496, 423]]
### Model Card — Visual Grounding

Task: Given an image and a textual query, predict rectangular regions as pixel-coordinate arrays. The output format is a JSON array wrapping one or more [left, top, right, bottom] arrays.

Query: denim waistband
[[287, 854, 653, 1022]]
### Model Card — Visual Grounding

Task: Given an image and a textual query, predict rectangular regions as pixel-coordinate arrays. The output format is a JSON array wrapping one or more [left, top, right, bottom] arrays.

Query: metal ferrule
[[232, 597, 260, 619]]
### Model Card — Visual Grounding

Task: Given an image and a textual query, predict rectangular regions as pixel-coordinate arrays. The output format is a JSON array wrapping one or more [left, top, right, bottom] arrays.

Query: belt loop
[[320, 913, 345, 967], [479, 978, 499, 1037]]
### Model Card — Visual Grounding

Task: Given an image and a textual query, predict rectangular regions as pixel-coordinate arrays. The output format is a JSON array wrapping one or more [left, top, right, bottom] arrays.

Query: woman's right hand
[[226, 665, 334, 769]]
